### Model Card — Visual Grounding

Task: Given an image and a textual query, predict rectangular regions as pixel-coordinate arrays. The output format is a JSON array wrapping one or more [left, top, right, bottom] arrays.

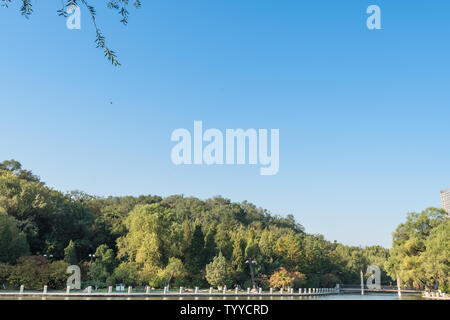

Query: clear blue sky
[[1, 1, 449, 247]]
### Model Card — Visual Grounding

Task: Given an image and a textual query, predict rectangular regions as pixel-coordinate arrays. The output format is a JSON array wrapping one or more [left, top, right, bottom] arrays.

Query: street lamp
[[43, 254, 53, 261], [89, 254, 96, 262], [245, 259, 257, 289]]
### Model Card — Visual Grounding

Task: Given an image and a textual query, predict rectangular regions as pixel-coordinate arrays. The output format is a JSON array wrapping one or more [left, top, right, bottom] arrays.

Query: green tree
[[259, 228, 275, 260], [185, 225, 206, 275], [231, 234, 246, 283], [422, 219, 449, 290], [386, 207, 447, 287], [0, 159, 39, 182], [64, 240, 78, 265], [181, 218, 192, 259], [88, 244, 117, 288], [0, 214, 29, 264], [206, 252, 231, 288], [204, 228, 217, 264], [162, 257, 187, 287], [0, 161, 95, 258], [215, 222, 233, 259], [244, 228, 260, 260], [8, 256, 50, 290], [112, 262, 141, 287], [88, 262, 111, 288], [0, 263, 12, 287], [0, 159, 413, 289], [274, 231, 303, 271], [48, 260, 70, 289], [117, 204, 179, 268], [94, 244, 116, 273]]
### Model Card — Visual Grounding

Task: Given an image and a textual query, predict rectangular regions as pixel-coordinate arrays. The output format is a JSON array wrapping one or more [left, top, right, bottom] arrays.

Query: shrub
[[112, 262, 141, 287], [206, 252, 231, 288], [269, 267, 307, 289], [0, 263, 12, 288], [8, 256, 50, 290], [0, 214, 29, 264], [7, 256, 70, 290], [48, 260, 70, 289]]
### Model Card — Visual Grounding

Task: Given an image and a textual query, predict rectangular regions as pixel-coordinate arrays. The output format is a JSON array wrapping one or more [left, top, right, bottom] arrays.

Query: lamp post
[[89, 254, 96, 262], [43, 254, 54, 261], [245, 259, 257, 289]]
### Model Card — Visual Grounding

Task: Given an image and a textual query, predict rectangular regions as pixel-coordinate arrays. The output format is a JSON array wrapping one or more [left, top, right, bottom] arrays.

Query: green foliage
[[215, 222, 233, 259], [204, 228, 217, 264], [5, 159, 443, 290], [186, 225, 206, 276], [231, 233, 246, 283], [7, 256, 68, 290], [386, 208, 448, 288], [161, 257, 187, 287], [48, 260, 70, 289], [88, 262, 110, 288], [88, 244, 117, 288], [273, 231, 303, 271], [422, 220, 449, 288], [0, 160, 39, 182], [440, 281, 450, 294], [64, 240, 78, 265], [8, 256, 49, 289], [117, 204, 181, 267], [0, 214, 29, 264], [0, 263, 12, 287], [112, 262, 141, 287], [0, 163, 95, 258], [206, 252, 231, 288]]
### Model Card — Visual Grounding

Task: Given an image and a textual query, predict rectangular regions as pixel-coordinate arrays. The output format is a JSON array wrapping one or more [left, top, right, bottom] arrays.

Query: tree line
[[0, 160, 447, 292]]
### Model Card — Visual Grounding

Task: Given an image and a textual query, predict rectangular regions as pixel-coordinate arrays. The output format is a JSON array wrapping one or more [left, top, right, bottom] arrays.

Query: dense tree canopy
[[206, 252, 231, 288], [2, 159, 446, 292], [386, 208, 449, 291], [0, 213, 29, 264]]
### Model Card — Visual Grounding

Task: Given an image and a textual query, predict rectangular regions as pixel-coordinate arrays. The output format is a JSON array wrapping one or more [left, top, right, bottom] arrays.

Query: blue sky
[[1, 1, 449, 247]]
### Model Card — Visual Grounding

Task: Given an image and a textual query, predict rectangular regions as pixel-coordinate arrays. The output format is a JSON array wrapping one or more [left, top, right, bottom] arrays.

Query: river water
[[0, 293, 423, 300]]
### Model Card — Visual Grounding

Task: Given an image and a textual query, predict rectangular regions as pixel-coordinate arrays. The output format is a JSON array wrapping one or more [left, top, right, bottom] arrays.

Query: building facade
[[440, 188, 450, 215]]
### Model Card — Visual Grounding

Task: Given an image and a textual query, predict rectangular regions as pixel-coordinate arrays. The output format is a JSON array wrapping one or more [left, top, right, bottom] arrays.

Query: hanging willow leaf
[[1, 0, 142, 66]]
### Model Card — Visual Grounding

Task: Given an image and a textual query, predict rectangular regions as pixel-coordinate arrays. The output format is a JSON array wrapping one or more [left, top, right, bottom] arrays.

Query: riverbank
[[0, 293, 424, 300], [0, 289, 336, 298], [0, 289, 427, 301]]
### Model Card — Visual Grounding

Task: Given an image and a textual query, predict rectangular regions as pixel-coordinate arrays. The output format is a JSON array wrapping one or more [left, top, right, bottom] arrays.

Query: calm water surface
[[0, 293, 423, 300]]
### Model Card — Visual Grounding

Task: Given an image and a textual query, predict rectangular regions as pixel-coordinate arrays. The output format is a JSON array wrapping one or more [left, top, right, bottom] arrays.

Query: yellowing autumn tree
[[269, 267, 307, 290]]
